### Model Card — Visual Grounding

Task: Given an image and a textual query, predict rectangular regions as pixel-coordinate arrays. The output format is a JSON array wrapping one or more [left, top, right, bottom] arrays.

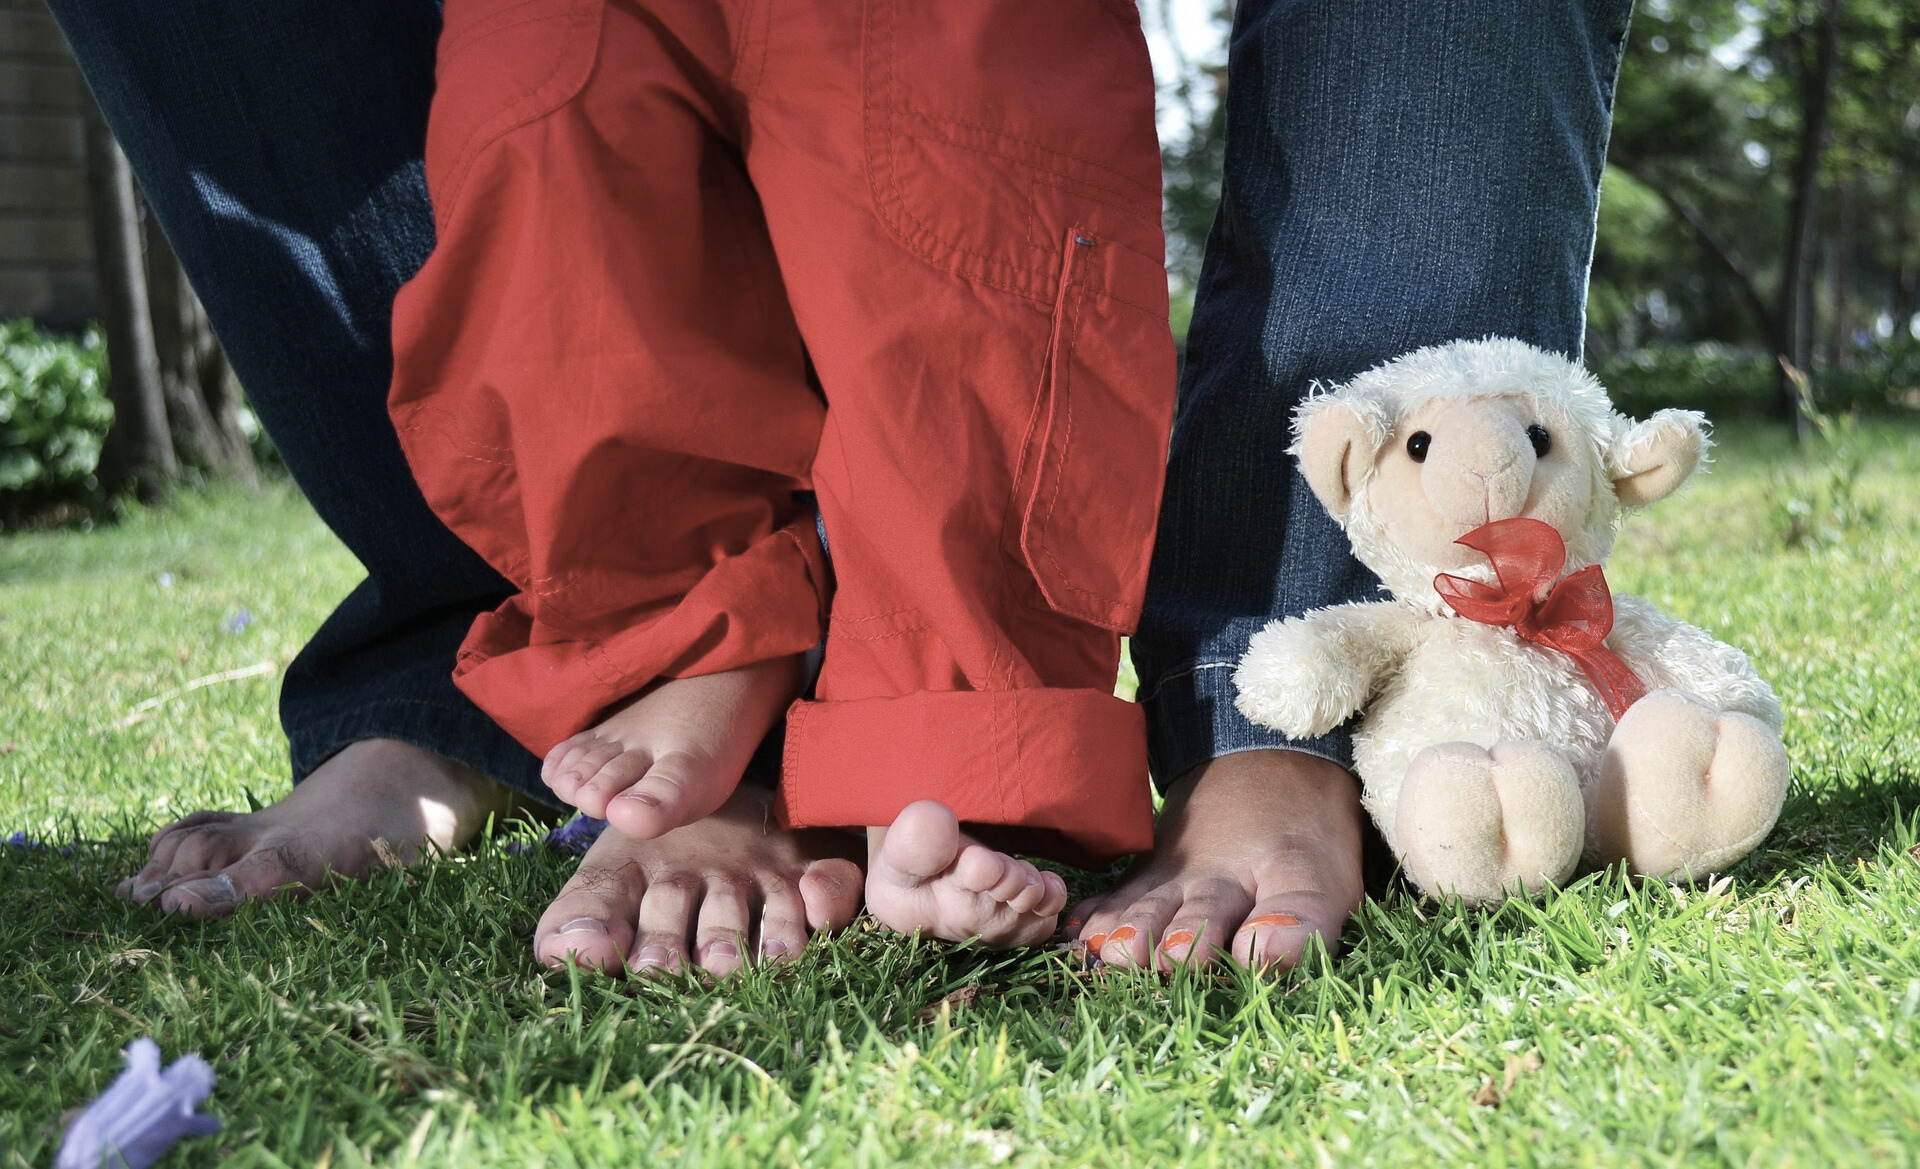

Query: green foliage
[[1598, 337, 1920, 419], [1594, 0, 1920, 361], [1769, 360, 1879, 547], [0, 319, 112, 520], [1597, 343, 1777, 419]]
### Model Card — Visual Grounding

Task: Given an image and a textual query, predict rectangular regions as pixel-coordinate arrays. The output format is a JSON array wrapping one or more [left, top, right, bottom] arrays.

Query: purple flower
[[544, 815, 609, 854], [57, 1038, 220, 1169], [5, 831, 37, 849], [220, 609, 253, 635]]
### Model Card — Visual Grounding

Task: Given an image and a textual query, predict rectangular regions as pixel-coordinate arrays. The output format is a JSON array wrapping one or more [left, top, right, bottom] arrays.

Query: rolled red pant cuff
[[775, 687, 1154, 869]]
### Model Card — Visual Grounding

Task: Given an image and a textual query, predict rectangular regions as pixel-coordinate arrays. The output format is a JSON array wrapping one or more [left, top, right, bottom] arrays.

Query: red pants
[[389, 0, 1175, 865]]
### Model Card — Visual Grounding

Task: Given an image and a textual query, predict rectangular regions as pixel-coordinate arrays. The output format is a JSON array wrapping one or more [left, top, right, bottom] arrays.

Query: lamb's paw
[[1235, 620, 1366, 738], [1590, 688, 1789, 880], [1395, 741, 1584, 905]]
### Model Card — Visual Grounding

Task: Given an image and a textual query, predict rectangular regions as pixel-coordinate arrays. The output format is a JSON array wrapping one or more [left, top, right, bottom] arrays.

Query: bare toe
[[120, 739, 518, 915], [798, 857, 864, 931], [534, 834, 649, 973], [866, 803, 1063, 948], [538, 659, 804, 836], [758, 879, 811, 965], [541, 733, 622, 799], [631, 875, 699, 976], [1096, 886, 1181, 969], [1232, 890, 1351, 971], [694, 879, 752, 977], [604, 749, 721, 841], [1152, 877, 1253, 969], [1083, 750, 1366, 975], [535, 787, 862, 978], [876, 801, 964, 884], [569, 750, 654, 820]]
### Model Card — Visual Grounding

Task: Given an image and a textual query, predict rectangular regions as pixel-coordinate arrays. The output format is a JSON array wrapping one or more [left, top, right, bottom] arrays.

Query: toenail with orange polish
[[1087, 932, 1109, 952], [1107, 926, 1137, 945], [1159, 930, 1196, 952], [1240, 913, 1302, 930]]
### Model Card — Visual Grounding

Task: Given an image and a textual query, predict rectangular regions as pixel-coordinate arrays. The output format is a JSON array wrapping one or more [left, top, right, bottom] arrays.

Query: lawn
[[4, 423, 1920, 1167]]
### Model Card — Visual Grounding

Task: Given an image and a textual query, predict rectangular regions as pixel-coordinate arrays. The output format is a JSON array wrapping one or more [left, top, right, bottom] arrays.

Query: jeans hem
[[1142, 659, 1355, 787], [287, 696, 556, 808]]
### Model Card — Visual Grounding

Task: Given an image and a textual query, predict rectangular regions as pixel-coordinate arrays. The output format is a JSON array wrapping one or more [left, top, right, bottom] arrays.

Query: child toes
[[605, 748, 732, 840], [981, 852, 1046, 906], [1004, 869, 1066, 917], [569, 750, 654, 817], [542, 734, 621, 796], [952, 841, 1014, 895]]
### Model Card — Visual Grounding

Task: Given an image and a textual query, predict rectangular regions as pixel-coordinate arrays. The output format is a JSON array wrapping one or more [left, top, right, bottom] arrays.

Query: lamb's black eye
[[1406, 431, 1431, 462], [1527, 424, 1551, 458]]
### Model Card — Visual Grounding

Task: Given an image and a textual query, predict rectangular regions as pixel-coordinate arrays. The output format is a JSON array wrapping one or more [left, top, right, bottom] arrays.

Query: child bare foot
[[535, 784, 863, 976], [541, 655, 804, 841], [864, 801, 1069, 947], [1066, 750, 1365, 972], [117, 738, 519, 917]]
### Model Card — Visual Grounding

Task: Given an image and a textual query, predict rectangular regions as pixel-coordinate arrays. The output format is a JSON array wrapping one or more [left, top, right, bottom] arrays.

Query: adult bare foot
[[541, 656, 803, 841], [117, 738, 520, 918], [535, 784, 863, 976], [1068, 750, 1365, 972], [864, 800, 1069, 947]]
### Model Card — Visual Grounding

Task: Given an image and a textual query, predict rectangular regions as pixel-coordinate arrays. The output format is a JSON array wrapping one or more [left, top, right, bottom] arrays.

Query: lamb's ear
[[1294, 400, 1379, 521], [1609, 409, 1709, 506]]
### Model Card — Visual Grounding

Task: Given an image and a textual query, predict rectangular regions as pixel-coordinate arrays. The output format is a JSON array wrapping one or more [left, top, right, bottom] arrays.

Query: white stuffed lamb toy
[[1235, 338, 1789, 905]]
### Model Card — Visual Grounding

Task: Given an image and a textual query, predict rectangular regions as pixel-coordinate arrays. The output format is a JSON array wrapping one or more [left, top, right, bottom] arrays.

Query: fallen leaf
[[370, 837, 405, 871], [0, 742, 16, 757], [1503, 1049, 1543, 1092], [1473, 1050, 1542, 1108], [914, 984, 982, 1025]]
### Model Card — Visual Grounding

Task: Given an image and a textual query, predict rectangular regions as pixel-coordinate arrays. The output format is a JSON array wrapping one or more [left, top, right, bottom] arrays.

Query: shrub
[[1594, 344, 1776, 421], [1594, 340, 1920, 422], [0, 319, 113, 524]]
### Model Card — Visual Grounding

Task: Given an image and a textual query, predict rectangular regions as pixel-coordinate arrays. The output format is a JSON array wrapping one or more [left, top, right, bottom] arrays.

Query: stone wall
[[0, 0, 92, 327]]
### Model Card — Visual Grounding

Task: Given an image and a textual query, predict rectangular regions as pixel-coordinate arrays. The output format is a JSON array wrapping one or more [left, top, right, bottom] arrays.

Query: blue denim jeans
[[46, 0, 554, 803], [47, 0, 1631, 810], [1133, 0, 1634, 786]]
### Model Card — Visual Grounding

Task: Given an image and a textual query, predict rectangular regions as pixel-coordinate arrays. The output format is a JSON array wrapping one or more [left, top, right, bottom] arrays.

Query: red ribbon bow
[[1433, 517, 1648, 721]]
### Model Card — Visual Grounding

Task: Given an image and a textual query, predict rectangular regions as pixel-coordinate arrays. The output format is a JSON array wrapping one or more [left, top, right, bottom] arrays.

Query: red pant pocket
[[1015, 228, 1177, 633]]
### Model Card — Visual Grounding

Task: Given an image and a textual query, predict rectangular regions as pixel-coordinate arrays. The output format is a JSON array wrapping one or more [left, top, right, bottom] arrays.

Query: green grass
[[5, 425, 1920, 1167]]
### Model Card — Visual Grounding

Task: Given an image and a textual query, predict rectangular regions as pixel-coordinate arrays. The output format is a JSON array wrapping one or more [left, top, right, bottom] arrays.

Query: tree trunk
[[144, 213, 225, 470], [1773, 0, 1840, 436], [83, 99, 174, 497], [1830, 176, 1854, 370], [1895, 173, 1918, 338], [145, 218, 258, 485]]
